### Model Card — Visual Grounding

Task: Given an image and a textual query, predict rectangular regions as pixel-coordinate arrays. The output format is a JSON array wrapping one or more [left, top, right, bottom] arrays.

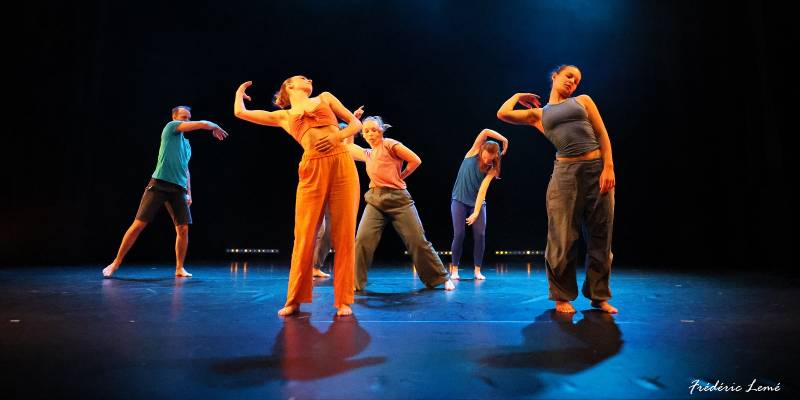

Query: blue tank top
[[541, 97, 600, 157], [451, 155, 487, 206]]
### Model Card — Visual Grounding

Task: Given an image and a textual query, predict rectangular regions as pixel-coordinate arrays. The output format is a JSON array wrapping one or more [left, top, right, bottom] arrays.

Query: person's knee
[[131, 219, 148, 232], [405, 234, 429, 250], [355, 230, 370, 243], [175, 224, 189, 237], [355, 238, 369, 250]]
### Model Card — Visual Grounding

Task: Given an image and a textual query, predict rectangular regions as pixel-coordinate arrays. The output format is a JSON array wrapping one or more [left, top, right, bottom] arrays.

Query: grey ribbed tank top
[[541, 97, 600, 157]]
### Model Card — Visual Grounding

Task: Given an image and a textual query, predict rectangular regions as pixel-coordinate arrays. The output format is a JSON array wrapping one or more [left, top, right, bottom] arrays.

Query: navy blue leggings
[[450, 199, 487, 267]]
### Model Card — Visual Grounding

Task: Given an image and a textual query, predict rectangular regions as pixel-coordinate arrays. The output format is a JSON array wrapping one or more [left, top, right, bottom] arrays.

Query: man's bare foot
[[313, 268, 330, 278], [278, 304, 299, 316], [175, 268, 192, 277], [591, 300, 618, 314], [450, 266, 460, 280], [336, 305, 353, 316], [444, 279, 455, 291], [555, 301, 576, 313], [102, 263, 119, 278], [474, 267, 486, 280]]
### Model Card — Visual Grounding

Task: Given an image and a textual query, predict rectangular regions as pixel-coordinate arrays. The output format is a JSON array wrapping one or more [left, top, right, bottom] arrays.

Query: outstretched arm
[[393, 143, 422, 180], [466, 170, 498, 225], [233, 81, 287, 128], [577, 95, 615, 193], [466, 129, 509, 157], [177, 121, 228, 140], [497, 93, 544, 132], [343, 138, 367, 162], [177, 120, 228, 141]]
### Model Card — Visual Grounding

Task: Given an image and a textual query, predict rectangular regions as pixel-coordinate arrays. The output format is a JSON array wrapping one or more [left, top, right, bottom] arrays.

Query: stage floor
[[1, 263, 795, 399]]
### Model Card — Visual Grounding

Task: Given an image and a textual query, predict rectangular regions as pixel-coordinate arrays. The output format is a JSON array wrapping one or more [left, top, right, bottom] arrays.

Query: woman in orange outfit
[[234, 77, 362, 316]]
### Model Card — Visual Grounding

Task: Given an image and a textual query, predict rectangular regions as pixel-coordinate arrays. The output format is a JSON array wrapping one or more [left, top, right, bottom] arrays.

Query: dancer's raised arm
[[497, 93, 544, 132], [233, 81, 288, 128]]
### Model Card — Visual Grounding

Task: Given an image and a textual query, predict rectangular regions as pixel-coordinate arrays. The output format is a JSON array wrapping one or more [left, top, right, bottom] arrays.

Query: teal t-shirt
[[451, 155, 487, 206], [152, 120, 191, 188]]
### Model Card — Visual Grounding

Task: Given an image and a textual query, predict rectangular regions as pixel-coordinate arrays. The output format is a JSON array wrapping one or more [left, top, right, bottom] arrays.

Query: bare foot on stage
[[450, 266, 460, 280], [278, 304, 299, 316], [102, 263, 120, 278], [555, 301, 576, 313], [336, 305, 353, 316], [444, 279, 455, 291], [591, 300, 618, 314], [474, 267, 486, 280], [313, 268, 330, 278], [175, 268, 193, 277]]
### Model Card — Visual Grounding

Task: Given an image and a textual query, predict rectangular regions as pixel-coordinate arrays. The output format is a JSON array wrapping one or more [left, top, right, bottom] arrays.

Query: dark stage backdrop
[[3, 1, 789, 270]]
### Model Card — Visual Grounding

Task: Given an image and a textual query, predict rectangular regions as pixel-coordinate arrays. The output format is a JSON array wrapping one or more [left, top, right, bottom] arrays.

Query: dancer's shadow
[[482, 309, 623, 372], [473, 309, 623, 396], [354, 289, 434, 311], [211, 313, 385, 386]]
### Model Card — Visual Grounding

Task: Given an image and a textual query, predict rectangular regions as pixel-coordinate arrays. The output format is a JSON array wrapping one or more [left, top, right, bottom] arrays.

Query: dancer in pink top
[[345, 112, 454, 292]]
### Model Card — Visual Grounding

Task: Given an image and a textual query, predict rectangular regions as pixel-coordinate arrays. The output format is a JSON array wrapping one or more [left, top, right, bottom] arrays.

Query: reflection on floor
[[1, 263, 795, 399]]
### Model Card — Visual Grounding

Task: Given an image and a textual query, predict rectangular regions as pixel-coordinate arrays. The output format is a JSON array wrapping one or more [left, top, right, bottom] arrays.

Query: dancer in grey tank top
[[497, 65, 618, 314]]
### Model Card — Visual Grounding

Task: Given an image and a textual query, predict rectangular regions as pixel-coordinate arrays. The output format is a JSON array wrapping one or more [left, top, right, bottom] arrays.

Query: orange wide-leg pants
[[285, 145, 359, 309]]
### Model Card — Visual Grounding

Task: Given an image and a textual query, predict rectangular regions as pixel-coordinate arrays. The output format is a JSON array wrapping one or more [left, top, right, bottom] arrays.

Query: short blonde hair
[[362, 115, 392, 132]]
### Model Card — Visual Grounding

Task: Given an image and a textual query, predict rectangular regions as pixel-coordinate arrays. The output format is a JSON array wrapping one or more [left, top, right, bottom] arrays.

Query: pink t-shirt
[[364, 138, 407, 189]]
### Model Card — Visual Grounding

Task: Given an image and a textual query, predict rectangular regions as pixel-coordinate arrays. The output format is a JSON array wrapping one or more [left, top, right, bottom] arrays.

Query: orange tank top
[[288, 99, 338, 143]]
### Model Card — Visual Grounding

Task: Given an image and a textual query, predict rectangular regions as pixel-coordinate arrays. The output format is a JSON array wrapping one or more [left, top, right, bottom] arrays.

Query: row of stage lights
[[225, 249, 280, 254], [404, 250, 452, 255], [495, 250, 545, 256], [405, 250, 544, 256], [226, 248, 542, 256]]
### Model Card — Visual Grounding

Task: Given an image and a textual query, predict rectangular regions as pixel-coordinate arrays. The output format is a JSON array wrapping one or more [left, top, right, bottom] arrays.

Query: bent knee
[[131, 219, 148, 231], [175, 224, 189, 236]]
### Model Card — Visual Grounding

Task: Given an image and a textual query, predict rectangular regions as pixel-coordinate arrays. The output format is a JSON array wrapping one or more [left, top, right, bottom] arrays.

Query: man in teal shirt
[[103, 106, 228, 278]]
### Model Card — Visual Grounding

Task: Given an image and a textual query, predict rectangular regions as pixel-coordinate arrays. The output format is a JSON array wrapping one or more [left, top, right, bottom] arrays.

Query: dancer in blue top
[[103, 106, 228, 278], [449, 129, 507, 281]]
